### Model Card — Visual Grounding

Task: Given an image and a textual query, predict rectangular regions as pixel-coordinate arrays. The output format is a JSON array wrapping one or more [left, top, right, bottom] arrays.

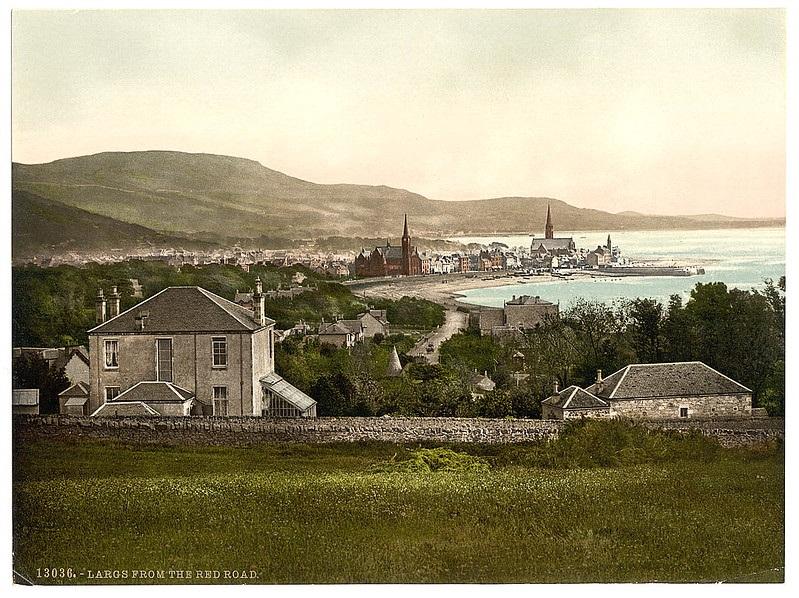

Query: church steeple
[[401, 214, 412, 276], [545, 204, 554, 240]]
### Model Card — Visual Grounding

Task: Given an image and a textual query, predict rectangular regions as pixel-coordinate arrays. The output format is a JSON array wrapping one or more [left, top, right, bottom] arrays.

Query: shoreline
[[346, 272, 559, 308]]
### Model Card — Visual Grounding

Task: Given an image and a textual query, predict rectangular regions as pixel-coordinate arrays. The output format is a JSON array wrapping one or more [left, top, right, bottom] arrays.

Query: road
[[407, 309, 468, 364]]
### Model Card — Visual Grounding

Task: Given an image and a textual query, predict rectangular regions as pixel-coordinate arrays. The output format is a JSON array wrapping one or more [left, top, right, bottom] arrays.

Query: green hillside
[[11, 189, 213, 259], [12, 151, 784, 244]]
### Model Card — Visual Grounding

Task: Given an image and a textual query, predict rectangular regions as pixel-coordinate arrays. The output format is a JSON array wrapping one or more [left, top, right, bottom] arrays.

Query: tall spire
[[402, 213, 409, 238], [545, 204, 554, 240]]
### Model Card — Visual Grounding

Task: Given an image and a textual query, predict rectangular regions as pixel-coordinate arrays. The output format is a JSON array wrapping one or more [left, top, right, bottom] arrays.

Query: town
[[11, 206, 772, 423]]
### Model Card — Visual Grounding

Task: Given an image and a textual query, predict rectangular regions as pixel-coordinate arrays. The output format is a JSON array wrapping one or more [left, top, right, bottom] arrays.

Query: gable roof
[[531, 237, 574, 251], [337, 319, 364, 334], [111, 381, 195, 404], [586, 362, 752, 399], [542, 385, 608, 409], [59, 381, 90, 398], [318, 322, 352, 335], [88, 287, 273, 335]]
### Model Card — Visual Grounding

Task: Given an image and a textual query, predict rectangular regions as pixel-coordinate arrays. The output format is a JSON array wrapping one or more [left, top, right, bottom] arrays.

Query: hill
[[12, 151, 783, 244], [11, 189, 214, 259]]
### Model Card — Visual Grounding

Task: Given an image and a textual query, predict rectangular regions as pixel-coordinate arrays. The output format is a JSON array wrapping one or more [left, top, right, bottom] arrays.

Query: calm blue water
[[449, 228, 785, 308]]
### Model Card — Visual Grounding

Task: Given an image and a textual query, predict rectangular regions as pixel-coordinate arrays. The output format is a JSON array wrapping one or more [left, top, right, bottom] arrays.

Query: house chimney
[[95, 289, 106, 324], [553, 379, 559, 394], [109, 286, 121, 318], [253, 276, 265, 326], [596, 369, 604, 393]]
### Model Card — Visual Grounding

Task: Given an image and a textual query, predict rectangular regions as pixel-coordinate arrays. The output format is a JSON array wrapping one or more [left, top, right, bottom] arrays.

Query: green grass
[[13, 432, 784, 584]]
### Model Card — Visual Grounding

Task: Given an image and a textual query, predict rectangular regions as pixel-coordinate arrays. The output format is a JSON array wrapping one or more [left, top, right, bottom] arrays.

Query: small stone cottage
[[542, 361, 752, 420]]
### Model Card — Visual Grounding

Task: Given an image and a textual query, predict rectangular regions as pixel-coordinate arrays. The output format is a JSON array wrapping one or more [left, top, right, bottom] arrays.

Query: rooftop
[[89, 286, 273, 335], [586, 362, 752, 399], [542, 385, 608, 409], [110, 381, 195, 404]]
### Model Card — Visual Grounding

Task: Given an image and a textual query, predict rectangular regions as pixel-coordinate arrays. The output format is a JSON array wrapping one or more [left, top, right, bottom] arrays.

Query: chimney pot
[[109, 285, 121, 318], [95, 289, 107, 324], [253, 276, 265, 325], [553, 379, 559, 394], [596, 369, 603, 383]]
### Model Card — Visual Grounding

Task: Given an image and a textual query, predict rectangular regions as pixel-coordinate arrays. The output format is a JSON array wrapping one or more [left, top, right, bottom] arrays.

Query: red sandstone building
[[354, 215, 423, 277]]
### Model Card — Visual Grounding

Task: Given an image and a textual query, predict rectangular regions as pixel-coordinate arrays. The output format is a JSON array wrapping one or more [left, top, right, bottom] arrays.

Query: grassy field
[[12, 424, 784, 584]]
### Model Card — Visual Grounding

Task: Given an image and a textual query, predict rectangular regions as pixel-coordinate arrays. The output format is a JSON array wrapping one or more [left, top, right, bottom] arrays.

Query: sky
[[11, 9, 786, 218]]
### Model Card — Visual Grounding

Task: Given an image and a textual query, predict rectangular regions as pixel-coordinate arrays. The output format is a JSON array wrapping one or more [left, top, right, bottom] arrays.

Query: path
[[407, 309, 468, 364]]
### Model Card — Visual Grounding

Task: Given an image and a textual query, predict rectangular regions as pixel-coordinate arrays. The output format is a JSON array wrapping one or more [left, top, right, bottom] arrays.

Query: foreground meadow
[[12, 422, 784, 584]]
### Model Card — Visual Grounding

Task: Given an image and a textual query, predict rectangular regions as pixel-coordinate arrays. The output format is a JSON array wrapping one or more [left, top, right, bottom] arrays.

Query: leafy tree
[[12, 353, 70, 414], [626, 298, 664, 362]]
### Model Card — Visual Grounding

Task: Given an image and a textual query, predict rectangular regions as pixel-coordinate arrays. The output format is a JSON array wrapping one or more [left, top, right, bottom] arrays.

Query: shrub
[[371, 448, 490, 473]]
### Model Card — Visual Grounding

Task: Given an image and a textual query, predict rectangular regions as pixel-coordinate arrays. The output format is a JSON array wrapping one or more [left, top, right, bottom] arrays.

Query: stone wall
[[610, 393, 751, 420], [12, 415, 783, 448]]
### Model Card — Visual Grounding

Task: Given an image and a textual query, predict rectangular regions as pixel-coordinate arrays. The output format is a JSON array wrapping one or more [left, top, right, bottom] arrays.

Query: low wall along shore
[[13, 415, 784, 448]]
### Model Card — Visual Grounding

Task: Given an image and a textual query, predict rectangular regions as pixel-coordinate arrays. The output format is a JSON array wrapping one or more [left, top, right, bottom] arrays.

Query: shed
[[59, 381, 91, 416], [12, 389, 39, 415]]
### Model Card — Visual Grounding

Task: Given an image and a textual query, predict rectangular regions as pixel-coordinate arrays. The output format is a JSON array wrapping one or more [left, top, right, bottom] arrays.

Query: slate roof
[[91, 401, 160, 417], [59, 381, 90, 398], [374, 245, 405, 260], [261, 373, 316, 412], [319, 322, 352, 335], [12, 389, 39, 406], [64, 396, 89, 407], [469, 372, 496, 392], [542, 385, 608, 409], [531, 237, 574, 251], [585, 362, 752, 400], [111, 381, 195, 403], [88, 287, 273, 335], [337, 319, 364, 334]]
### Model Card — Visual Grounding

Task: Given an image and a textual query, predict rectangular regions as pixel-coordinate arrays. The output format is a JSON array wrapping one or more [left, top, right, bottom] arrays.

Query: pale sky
[[11, 9, 786, 218]]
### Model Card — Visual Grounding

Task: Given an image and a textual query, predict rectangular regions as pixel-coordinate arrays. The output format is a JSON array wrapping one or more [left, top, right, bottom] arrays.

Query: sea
[[448, 228, 785, 309]]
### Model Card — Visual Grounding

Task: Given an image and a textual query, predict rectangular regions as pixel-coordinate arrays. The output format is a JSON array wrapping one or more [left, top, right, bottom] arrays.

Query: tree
[[12, 352, 70, 414], [626, 298, 665, 362]]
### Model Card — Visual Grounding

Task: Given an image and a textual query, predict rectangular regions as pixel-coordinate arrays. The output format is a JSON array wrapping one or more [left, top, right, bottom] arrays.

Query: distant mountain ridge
[[11, 189, 214, 259], [12, 151, 783, 254]]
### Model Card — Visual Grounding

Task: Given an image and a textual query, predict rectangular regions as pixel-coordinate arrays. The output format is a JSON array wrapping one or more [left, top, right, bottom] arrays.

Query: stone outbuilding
[[12, 389, 39, 415], [58, 381, 91, 416], [542, 361, 753, 421]]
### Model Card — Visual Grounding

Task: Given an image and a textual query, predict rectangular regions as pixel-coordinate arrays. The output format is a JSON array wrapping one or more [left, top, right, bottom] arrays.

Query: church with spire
[[354, 215, 423, 277], [530, 204, 577, 258]]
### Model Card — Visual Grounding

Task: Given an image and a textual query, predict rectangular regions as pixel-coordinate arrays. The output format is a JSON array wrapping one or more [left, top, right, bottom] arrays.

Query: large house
[[476, 295, 559, 337], [86, 280, 316, 418], [354, 215, 423, 277], [542, 362, 753, 420]]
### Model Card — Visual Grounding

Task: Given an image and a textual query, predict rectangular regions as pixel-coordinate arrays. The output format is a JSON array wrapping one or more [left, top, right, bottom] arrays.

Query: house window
[[213, 386, 228, 416], [679, 407, 689, 418], [212, 337, 227, 368], [105, 386, 120, 401], [104, 339, 119, 369], [156, 338, 173, 382]]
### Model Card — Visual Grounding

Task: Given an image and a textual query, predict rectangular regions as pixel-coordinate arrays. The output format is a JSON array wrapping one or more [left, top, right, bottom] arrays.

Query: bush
[[371, 448, 490, 473], [539, 418, 722, 468]]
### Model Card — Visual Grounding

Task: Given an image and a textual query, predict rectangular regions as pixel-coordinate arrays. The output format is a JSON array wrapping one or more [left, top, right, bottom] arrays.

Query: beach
[[344, 272, 555, 307]]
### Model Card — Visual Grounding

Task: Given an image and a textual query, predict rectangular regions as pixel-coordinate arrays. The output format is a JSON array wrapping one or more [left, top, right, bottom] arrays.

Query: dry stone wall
[[12, 415, 783, 448]]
